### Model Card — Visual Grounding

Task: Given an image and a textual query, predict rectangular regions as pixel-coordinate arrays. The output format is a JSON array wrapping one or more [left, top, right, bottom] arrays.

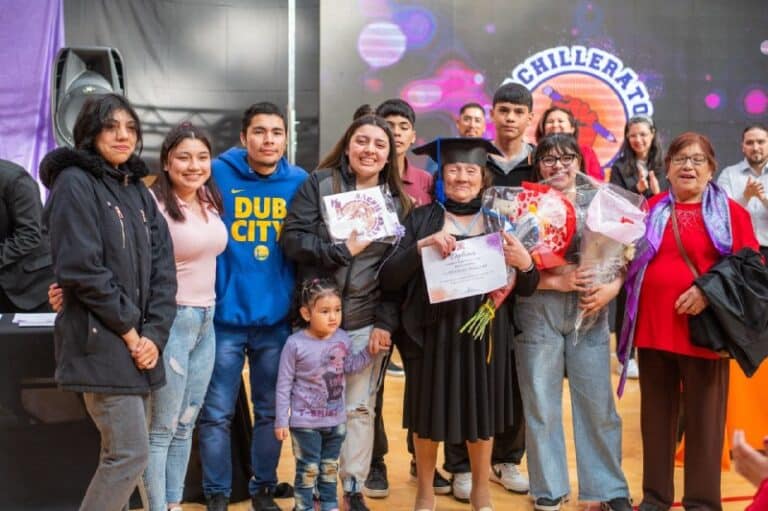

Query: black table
[[0, 315, 253, 510]]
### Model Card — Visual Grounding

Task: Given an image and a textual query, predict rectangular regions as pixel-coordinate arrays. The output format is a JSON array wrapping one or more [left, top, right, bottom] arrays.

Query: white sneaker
[[451, 472, 472, 503], [490, 463, 529, 494], [625, 358, 639, 379], [616, 357, 639, 380]]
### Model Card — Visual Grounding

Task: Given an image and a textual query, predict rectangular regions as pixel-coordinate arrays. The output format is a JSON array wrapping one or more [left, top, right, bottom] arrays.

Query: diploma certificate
[[422, 232, 508, 304]]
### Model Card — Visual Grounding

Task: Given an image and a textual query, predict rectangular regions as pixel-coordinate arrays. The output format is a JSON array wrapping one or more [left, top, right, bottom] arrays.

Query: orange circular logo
[[509, 45, 654, 167]]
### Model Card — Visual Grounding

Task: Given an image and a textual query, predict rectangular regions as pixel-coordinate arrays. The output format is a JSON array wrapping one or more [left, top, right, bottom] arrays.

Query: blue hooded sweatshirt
[[212, 147, 307, 327]]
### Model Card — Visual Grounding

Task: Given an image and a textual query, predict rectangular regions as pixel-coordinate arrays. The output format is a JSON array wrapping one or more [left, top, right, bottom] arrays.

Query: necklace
[[446, 210, 483, 237]]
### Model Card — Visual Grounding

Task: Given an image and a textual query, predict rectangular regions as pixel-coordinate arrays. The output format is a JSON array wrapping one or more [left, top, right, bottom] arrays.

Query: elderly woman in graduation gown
[[380, 137, 539, 511]]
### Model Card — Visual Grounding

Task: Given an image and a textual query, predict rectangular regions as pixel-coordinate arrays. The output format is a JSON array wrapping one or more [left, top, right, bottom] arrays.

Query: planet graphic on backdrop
[[357, 21, 407, 68]]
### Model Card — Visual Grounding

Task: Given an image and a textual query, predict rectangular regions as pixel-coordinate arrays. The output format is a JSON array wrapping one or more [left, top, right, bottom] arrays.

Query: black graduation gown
[[380, 203, 539, 443]]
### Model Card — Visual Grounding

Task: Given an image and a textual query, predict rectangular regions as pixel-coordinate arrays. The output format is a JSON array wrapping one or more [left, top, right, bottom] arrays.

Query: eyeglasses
[[671, 155, 708, 167], [443, 165, 481, 177], [538, 154, 578, 167]]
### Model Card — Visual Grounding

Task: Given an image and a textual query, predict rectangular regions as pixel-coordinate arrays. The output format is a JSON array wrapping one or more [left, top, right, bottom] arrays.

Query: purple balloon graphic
[[744, 88, 767, 115], [705, 93, 721, 109], [358, 22, 407, 68], [393, 7, 436, 49]]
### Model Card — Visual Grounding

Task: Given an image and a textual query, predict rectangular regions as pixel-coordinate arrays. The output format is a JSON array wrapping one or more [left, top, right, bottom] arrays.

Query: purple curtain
[[0, 0, 63, 183]]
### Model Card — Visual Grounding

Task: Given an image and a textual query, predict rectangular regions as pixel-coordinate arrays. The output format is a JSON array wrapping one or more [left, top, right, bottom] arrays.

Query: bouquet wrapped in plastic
[[573, 178, 647, 340], [460, 183, 578, 354], [482, 183, 577, 269], [321, 184, 404, 244]]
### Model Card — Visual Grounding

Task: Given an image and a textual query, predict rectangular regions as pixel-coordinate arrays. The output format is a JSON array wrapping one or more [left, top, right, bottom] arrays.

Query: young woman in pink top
[[144, 123, 228, 511]]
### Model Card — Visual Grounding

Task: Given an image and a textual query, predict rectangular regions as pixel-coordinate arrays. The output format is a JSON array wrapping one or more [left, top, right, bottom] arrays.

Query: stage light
[[50, 47, 125, 147]]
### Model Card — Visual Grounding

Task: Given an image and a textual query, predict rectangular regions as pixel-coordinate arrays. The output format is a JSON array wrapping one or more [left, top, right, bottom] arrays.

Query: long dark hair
[[72, 93, 143, 155], [317, 115, 412, 215], [616, 116, 663, 174], [151, 122, 223, 222], [532, 133, 585, 182]]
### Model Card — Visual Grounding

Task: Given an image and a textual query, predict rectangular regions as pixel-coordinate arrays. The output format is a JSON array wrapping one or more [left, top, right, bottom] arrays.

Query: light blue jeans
[[514, 290, 629, 502], [338, 325, 387, 493], [143, 305, 216, 510]]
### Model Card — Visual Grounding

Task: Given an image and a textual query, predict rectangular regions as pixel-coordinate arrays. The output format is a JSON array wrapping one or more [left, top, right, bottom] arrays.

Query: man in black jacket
[[486, 83, 536, 187], [0, 158, 54, 312]]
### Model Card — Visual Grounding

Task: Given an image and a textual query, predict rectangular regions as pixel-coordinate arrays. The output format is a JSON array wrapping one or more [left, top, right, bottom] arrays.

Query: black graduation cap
[[412, 137, 502, 167]]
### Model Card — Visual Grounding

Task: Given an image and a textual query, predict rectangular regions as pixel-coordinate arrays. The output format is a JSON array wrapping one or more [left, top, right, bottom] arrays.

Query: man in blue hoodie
[[198, 102, 308, 511]]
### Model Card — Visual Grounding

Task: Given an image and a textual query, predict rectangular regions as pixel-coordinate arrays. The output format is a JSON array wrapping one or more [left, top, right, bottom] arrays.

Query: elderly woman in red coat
[[617, 132, 759, 511]]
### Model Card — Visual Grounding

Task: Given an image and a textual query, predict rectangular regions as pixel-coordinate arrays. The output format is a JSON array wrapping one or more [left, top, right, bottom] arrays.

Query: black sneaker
[[251, 486, 281, 511], [408, 459, 452, 495], [206, 493, 229, 511], [534, 496, 563, 511], [363, 461, 389, 498], [343, 492, 370, 511], [433, 469, 451, 495], [386, 360, 405, 377], [274, 481, 295, 498], [601, 497, 633, 511]]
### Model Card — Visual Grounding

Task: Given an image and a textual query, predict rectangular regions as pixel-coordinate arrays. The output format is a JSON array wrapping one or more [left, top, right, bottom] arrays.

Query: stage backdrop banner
[[0, 0, 63, 185], [319, 0, 768, 170]]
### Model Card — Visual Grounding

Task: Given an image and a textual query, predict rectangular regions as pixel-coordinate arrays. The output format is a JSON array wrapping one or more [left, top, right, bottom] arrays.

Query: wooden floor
[[183, 352, 756, 511]]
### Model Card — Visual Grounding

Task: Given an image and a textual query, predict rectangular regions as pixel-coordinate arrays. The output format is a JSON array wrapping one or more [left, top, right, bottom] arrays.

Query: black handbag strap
[[670, 201, 700, 279]]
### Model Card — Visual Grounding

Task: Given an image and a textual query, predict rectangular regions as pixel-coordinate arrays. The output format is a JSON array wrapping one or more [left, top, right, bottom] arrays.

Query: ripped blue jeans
[[143, 305, 216, 510], [291, 423, 347, 511]]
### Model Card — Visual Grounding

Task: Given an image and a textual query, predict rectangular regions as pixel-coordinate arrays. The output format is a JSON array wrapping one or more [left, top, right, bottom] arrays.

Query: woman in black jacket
[[280, 114, 412, 510], [609, 115, 668, 378], [380, 137, 539, 511], [40, 94, 176, 511], [609, 115, 667, 197]]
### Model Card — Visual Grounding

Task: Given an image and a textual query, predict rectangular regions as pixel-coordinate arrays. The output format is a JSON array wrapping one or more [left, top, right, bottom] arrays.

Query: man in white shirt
[[717, 123, 768, 259]]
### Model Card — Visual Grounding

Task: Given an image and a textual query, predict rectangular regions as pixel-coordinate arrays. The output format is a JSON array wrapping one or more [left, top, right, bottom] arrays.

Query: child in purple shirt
[[275, 279, 378, 511]]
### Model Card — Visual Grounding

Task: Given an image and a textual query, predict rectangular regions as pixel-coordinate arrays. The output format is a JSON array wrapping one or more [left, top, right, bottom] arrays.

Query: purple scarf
[[616, 182, 732, 396]]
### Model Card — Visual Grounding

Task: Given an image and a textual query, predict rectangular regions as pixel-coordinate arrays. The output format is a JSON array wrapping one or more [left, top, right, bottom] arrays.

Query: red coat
[[581, 144, 603, 181], [634, 194, 759, 358]]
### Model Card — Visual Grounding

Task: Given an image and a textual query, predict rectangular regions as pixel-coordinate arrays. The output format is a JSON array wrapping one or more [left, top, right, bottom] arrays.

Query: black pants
[[638, 348, 729, 511], [372, 369, 388, 464]]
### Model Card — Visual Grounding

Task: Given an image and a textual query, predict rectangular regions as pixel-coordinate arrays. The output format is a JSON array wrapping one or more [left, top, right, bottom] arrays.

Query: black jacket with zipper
[[280, 159, 402, 333], [485, 142, 536, 187], [40, 148, 177, 395]]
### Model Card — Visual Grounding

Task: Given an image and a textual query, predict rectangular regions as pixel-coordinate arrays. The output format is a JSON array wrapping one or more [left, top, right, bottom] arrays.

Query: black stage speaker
[[50, 47, 125, 147]]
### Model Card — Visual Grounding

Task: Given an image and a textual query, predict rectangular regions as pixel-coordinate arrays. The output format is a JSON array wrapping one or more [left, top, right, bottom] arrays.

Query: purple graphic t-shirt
[[275, 329, 373, 429]]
